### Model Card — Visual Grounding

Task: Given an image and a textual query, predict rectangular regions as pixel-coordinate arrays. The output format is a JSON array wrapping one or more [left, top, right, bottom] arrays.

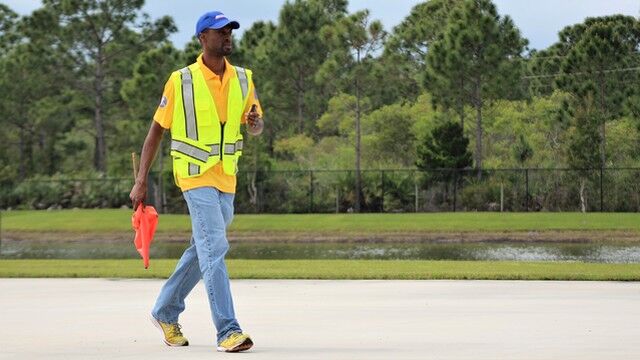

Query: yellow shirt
[[154, 54, 262, 193]]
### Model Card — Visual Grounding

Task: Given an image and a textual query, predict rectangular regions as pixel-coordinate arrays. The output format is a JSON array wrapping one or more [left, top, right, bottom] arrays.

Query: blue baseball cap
[[195, 11, 240, 36]]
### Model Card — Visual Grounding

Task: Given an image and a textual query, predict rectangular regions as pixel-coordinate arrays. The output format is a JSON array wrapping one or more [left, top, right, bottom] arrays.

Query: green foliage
[[416, 120, 472, 171], [0, 3, 18, 51], [513, 134, 533, 164], [318, 10, 387, 211], [567, 98, 602, 171], [262, 0, 347, 137], [318, 10, 386, 96], [317, 93, 358, 137], [121, 43, 181, 120], [385, 0, 462, 69], [459, 178, 502, 211], [362, 103, 416, 167], [274, 134, 315, 164], [0, 37, 79, 179], [37, 0, 176, 173], [4, 172, 130, 209], [605, 117, 640, 167], [480, 92, 572, 169], [425, 0, 528, 169], [529, 15, 640, 167], [381, 1, 458, 106]]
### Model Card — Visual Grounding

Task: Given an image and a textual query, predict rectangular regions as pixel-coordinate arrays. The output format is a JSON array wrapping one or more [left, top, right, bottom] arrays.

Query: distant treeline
[[0, 0, 639, 212]]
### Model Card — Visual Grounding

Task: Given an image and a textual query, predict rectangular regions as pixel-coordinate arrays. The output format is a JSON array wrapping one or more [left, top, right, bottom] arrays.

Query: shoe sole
[[217, 338, 254, 353], [150, 315, 189, 347]]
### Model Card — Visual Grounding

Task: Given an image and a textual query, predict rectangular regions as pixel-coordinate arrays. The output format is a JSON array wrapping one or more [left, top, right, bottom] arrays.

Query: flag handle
[[131, 152, 139, 180], [132, 152, 142, 211]]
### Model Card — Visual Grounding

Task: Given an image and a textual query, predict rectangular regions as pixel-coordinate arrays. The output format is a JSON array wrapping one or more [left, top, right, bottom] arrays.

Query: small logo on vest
[[159, 95, 168, 108]]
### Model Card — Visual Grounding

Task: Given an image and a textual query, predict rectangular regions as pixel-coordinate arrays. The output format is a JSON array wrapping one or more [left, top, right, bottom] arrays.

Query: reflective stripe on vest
[[170, 140, 209, 162], [170, 141, 222, 159], [235, 66, 249, 100], [223, 140, 244, 155], [189, 164, 199, 176], [179, 68, 198, 140]]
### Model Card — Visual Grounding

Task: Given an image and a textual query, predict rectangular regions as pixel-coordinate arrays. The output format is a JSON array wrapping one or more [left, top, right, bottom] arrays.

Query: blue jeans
[[152, 187, 241, 343]]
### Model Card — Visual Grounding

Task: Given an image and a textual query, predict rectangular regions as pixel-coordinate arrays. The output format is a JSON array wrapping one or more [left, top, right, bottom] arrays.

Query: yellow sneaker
[[150, 316, 189, 347], [217, 332, 253, 352]]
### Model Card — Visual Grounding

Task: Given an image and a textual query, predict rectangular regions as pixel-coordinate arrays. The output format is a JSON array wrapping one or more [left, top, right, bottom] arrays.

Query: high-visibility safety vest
[[169, 63, 252, 181]]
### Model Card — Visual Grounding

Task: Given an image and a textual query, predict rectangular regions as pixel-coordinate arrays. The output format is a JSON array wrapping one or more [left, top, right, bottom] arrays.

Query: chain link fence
[[4, 168, 640, 213]]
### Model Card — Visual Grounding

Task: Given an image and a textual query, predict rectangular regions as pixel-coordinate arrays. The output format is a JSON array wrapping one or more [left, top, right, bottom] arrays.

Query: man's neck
[[202, 52, 225, 77]]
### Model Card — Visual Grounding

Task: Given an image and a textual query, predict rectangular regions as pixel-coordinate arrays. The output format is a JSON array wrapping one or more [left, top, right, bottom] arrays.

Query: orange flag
[[131, 205, 158, 269]]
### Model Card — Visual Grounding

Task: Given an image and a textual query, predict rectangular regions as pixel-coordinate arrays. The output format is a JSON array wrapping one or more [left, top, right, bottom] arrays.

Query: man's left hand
[[246, 106, 263, 135]]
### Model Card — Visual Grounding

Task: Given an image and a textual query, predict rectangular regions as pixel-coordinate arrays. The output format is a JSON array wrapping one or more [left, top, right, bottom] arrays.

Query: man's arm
[[129, 121, 166, 209]]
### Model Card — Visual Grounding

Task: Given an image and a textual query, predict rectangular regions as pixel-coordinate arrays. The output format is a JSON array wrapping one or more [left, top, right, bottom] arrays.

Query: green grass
[[3, 209, 640, 233], [1, 259, 639, 281]]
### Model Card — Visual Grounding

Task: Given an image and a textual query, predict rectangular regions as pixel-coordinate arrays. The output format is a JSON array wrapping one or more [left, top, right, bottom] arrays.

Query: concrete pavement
[[1, 279, 639, 359]]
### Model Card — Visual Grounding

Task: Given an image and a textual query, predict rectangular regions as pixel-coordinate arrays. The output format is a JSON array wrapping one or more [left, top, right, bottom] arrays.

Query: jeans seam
[[169, 251, 198, 320], [188, 191, 213, 275], [188, 190, 221, 319]]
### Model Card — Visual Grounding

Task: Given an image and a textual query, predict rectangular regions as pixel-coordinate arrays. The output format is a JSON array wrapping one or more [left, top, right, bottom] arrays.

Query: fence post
[[600, 167, 604, 212], [500, 182, 504, 212], [309, 170, 314, 213], [147, 172, 157, 208], [414, 171, 419, 213], [453, 170, 458, 212], [380, 170, 385, 213], [257, 172, 261, 213], [525, 169, 529, 212], [335, 185, 340, 213], [158, 142, 165, 214]]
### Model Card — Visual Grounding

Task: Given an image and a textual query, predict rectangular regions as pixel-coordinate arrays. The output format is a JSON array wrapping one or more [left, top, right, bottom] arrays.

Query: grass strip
[[1, 259, 639, 281], [3, 210, 640, 233]]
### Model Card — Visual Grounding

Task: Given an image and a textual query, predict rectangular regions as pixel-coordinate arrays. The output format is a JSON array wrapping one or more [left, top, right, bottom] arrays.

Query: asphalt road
[[1, 279, 639, 359]]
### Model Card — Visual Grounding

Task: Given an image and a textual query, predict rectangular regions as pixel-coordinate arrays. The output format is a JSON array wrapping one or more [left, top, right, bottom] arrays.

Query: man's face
[[199, 26, 233, 57]]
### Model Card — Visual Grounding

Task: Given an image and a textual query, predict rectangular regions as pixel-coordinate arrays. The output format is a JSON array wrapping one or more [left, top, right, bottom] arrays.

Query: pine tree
[[425, 0, 527, 170]]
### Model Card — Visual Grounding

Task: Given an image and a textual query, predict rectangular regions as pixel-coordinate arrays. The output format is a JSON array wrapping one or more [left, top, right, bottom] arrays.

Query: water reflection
[[2, 241, 640, 263]]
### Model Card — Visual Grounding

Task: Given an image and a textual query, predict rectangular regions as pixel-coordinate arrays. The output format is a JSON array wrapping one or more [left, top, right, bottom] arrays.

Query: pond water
[[2, 241, 640, 263]]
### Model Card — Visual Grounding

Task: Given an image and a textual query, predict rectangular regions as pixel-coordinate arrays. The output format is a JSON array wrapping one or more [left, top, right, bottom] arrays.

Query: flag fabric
[[132, 205, 158, 269]]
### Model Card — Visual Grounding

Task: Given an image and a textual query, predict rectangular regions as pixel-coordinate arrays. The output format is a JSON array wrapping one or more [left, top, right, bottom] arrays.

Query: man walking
[[129, 10, 263, 353]]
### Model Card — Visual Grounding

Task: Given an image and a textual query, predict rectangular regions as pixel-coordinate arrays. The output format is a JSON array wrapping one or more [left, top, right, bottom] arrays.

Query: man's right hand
[[130, 181, 147, 210]]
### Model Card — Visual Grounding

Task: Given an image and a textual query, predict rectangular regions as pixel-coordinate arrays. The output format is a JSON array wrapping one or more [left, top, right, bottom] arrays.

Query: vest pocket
[[195, 102, 215, 129], [172, 155, 220, 180], [172, 157, 199, 178]]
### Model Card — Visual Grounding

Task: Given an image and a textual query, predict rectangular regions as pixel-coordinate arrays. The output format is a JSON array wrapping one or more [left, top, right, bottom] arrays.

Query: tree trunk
[[19, 127, 26, 179], [598, 72, 606, 168], [297, 72, 305, 133], [457, 106, 465, 131], [354, 50, 362, 213], [601, 121, 605, 168], [458, 76, 465, 129], [579, 178, 587, 213], [474, 86, 483, 174], [94, 50, 107, 173], [157, 145, 165, 213], [248, 147, 259, 211], [248, 172, 258, 206]]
